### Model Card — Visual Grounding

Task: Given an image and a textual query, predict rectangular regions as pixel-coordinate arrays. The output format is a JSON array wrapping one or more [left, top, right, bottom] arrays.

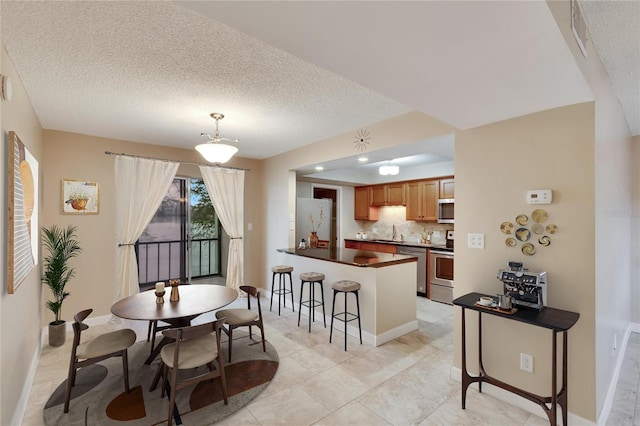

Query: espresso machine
[[497, 261, 547, 311]]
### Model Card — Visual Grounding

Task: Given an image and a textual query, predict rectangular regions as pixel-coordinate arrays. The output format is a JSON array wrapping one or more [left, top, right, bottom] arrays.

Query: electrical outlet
[[520, 353, 533, 373]]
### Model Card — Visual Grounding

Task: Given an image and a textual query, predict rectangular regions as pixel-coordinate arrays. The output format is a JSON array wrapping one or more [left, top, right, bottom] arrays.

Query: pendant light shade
[[195, 113, 239, 164], [195, 142, 238, 164]]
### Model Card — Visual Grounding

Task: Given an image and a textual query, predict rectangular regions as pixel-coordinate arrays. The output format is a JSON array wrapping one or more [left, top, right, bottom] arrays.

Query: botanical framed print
[[8, 131, 39, 294], [62, 179, 99, 214]]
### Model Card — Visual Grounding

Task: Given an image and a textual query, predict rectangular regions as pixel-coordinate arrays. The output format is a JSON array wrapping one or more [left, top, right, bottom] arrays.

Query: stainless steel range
[[429, 249, 454, 304]]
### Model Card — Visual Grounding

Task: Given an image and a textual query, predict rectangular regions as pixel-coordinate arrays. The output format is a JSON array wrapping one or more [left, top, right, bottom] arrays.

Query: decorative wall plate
[[516, 214, 529, 226], [500, 222, 514, 234], [515, 228, 531, 242], [538, 236, 551, 246], [522, 243, 536, 256], [532, 209, 548, 223], [532, 223, 544, 235], [546, 224, 558, 234], [505, 237, 516, 247]]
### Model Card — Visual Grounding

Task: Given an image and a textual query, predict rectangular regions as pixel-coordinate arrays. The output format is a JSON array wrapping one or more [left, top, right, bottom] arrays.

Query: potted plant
[[42, 224, 82, 346]]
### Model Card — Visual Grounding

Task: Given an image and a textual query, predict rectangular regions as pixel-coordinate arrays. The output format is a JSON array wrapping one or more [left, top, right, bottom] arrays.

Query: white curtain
[[199, 166, 244, 291], [114, 156, 179, 302]]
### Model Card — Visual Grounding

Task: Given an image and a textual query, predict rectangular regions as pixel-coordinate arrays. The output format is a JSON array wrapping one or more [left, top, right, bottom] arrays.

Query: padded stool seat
[[298, 272, 326, 332], [270, 265, 294, 315], [329, 280, 363, 351]]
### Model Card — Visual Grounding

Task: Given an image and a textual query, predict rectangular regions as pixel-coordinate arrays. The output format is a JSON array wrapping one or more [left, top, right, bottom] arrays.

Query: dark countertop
[[277, 247, 418, 268], [344, 238, 454, 252]]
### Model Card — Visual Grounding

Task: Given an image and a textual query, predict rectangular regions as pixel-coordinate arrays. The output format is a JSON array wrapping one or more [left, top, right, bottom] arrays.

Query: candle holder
[[155, 290, 165, 304], [169, 279, 180, 302]]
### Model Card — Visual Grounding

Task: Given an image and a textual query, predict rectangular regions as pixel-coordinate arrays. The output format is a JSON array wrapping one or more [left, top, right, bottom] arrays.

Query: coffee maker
[[446, 230, 454, 249], [497, 261, 547, 311]]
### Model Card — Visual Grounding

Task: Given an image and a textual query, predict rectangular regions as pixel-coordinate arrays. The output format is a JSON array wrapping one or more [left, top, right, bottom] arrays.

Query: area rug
[[43, 333, 278, 425]]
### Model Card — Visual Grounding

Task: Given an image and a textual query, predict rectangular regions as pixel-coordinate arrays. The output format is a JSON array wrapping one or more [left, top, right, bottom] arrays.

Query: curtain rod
[[104, 151, 250, 171]]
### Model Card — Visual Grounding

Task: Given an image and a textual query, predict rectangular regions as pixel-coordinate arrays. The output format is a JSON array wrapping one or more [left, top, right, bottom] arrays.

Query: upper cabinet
[[439, 178, 455, 199], [405, 179, 439, 221], [370, 183, 405, 206], [354, 186, 378, 220], [355, 177, 452, 221]]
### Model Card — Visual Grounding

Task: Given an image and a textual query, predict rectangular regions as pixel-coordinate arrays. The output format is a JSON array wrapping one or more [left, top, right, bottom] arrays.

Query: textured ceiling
[[579, 0, 640, 135], [0, 1, 637, 165]]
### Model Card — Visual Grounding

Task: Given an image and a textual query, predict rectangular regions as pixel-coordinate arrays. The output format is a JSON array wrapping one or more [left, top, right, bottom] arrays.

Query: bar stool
[[298, 272, 326, 332], [329, 280, 362, 351], [270, 265, 294, 315]]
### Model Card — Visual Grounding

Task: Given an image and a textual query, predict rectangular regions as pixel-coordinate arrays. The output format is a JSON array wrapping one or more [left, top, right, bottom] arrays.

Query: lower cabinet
[[344, 240, 397, 254]]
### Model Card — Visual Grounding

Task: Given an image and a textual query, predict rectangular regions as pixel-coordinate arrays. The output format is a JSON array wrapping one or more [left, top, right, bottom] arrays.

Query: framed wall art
[[62, 179, 99, 214], [8, 131, 39, 294]]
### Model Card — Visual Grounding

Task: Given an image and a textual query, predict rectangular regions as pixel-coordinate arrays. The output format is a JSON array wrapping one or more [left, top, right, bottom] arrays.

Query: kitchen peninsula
[[276, 247, 418, 346]]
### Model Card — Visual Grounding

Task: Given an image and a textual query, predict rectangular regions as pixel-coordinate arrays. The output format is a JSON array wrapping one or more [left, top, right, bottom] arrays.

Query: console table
[[453, 292, 579, 425]]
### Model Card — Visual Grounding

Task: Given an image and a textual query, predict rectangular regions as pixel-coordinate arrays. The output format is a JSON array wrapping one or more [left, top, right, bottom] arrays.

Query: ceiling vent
[[571, 0, 588, 57]]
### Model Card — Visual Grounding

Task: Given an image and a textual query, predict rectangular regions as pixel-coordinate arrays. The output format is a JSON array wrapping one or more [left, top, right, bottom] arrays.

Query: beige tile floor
[[21, 294, 638, 425]]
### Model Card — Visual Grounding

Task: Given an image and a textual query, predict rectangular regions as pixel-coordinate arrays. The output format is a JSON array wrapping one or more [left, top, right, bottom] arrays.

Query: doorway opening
[[313, 186, 339, 248]]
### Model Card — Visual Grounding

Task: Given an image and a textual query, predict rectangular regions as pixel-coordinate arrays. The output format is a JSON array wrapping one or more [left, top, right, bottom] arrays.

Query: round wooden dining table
[[111, 284, 238, 365]]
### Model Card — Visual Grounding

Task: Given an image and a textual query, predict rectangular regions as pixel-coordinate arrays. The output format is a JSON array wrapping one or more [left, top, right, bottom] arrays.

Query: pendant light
[[195, 113, 239, 164]]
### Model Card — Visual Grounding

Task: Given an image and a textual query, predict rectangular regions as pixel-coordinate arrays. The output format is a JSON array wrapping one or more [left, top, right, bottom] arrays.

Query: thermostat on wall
[[527, 189, 552, 205]]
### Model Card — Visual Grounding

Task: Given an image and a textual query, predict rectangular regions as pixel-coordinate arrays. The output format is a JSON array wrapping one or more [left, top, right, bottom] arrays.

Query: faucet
[[392, 224, 397, 241]]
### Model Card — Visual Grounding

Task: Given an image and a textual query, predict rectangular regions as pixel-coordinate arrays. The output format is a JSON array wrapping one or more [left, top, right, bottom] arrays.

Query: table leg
[[461, 307, 469, 409], [550, 330, 558, 426], [560, 331, 568, 426], [478, 312, 484, 393]]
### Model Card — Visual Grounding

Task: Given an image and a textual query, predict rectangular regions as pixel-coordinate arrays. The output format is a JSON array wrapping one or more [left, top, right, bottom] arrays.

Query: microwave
[[437, 199, 454, 224]]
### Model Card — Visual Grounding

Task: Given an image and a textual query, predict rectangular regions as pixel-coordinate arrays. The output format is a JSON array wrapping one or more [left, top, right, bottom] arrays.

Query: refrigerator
[[296, 198, 332, 247]]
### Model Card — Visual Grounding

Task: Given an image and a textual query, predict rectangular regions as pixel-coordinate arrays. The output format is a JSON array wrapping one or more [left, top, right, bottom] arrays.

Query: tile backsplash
[[356, 206, 453, 245]]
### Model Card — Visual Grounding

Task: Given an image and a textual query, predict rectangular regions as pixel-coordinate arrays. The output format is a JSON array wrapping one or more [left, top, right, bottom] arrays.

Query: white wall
[[546, 1, 635, 419], [1, 46, 45, 426]]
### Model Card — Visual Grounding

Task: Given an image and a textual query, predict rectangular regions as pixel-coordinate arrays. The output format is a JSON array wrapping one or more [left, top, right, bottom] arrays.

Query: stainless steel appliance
[[437, 199, 454, 224], [397, 246, 427, 295], [429, 249, 454, 304], [497, 261, 547, 311]]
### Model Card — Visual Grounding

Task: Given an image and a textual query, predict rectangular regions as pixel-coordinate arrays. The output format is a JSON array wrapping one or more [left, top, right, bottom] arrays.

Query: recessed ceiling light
[[315, 166, 324, 171], [358, 157, 368, 162]]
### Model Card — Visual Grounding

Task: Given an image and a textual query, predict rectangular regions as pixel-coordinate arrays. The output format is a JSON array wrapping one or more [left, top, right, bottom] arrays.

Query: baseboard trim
[[597, 323, 638, 425], [11, 343, 41, 426], [450, 366, 595, 425]]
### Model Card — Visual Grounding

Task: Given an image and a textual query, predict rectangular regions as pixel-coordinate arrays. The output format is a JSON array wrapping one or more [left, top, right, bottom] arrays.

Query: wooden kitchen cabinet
[[354, 186, 378, 220], [371, 183, 405, 206], [360, 242, 379, 251], [375, 243, 398, 254], [344, 240, 361, 249], [344, 240, 397, 254], [439, 178, 455, 199], [405, 179, 439, 221]]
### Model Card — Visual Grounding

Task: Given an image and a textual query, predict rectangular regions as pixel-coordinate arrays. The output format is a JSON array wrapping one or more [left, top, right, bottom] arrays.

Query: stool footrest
[[273, 289, 292, 295], [301, 300, 323, 309], [332, 311, 359, 323]]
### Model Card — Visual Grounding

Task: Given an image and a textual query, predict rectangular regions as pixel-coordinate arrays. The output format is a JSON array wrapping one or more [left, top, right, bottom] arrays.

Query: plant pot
[[49, 320, 66, 347]]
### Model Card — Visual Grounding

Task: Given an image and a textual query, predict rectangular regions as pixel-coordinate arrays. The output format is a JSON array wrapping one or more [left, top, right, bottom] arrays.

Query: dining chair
[[159, 320, 228, 426], [215, 285, 266, 362], [64, 309, 137, 413]]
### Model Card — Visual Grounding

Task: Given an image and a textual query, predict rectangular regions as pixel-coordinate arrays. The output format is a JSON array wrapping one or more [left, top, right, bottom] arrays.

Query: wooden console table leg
[[560, 331, 569, 426], [478, 312, 483, 393], [461, 307, 469, 408], [550, 330, 558, 426]]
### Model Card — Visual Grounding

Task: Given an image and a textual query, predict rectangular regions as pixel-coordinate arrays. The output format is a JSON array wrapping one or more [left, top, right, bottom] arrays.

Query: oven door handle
[[430, 250, 453, 257]]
